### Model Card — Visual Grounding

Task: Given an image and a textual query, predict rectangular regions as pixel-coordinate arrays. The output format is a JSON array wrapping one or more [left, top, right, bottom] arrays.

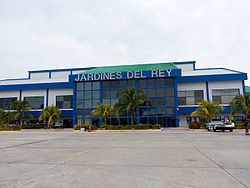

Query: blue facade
[[0, 61, 248, 127]]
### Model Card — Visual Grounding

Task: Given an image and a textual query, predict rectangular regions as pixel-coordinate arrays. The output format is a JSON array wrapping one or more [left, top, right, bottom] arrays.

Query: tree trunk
[[131, 112, 133, 129], [244, 113, 249, 134]]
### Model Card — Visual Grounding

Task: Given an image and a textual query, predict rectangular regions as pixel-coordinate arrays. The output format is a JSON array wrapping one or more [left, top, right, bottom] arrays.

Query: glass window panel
[[24, 96, 44, 109], [221, 96, 231, 104], [148, 98, 157, 106], [77, 91, 83, 99], [212, 90, 221, 96], [195, 97, 203, 104], [166, 108, 175, 115], [63, 101, 71, 109], [139, 79, 146, 88], [119, 80, 127, 88], [157, 88, 165, 97], [147, 79, 155, 88], [56, 95, 73, 109], [93, 91, 100, 99], [92, 82, 100, 90], [111, 90, 118, 98], [102, 81, 110, 90], [148, 89, 156, 97], [92, 100, 99, 108], [85, 82, 91, 90], [76, 100, 83, 108], [157, 97, 166, 105], [230, 89, 240, 95], [158, 107, 166, 116], [213, 96, 221, 104], [102, 99, 110, 105], [103, 90, 110, 98], [84, 91, 92, 99], [194, 90, 203, 97], [178, 97, 186, 105], [111, 98, 119, 105], [84, 100, 91, 108], [166, 98, 175, 106], [128, 80, 136, 88], [186, 91, 194, 97], [77, 82, 83, 90], [156, 78, 165, 87], [148, 107, 157, 116], [166, 78, 174, 86], [110, 81, 119, 89], [178, 91, 186, 97], [166, 88, 174, 97], [57, 96, 63, 101], [186, 97, 195, 105]]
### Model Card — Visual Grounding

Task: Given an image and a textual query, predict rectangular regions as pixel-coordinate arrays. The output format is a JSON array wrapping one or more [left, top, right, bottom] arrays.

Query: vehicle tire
[[222, 129, 225, 132], [207, 128, 210, 131], [213, 128, 216, 132], [230, 129, 233, 132]]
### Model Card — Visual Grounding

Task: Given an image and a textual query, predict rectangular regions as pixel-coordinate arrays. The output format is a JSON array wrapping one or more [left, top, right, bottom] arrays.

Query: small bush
[[152, 124, 161, 129], [21, 124, 45, 129], [189, 121, 201, 129], [235, 123, 245, 129], [74, 125, 82, 130], [0, 125, 21, 131], [136, 124, 149, 129]]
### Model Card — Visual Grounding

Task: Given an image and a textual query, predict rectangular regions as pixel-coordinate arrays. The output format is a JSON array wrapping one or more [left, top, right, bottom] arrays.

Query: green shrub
[[152, 124, 161, 129], [235, 123, 245, 129], [189, 121, 202, 129], [21, 124, 45, 129], [0, 125, 21, 131], [137, 124, 150, 129], [74, 124, 82, 130]]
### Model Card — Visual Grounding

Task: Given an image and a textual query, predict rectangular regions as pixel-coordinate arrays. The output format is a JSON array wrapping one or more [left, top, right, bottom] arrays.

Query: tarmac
[[0, 129, 249, 188]]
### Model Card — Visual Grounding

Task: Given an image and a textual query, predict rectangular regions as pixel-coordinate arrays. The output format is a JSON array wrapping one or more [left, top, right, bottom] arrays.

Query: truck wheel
[[213, 129, 216, 132], [230, 129, 233, 132], [222, 130, 225, 132]]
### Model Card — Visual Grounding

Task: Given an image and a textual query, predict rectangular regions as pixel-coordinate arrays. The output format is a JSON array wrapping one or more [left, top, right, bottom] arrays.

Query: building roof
[[245, 86, 250, 93], [81, 62, 178, 74]]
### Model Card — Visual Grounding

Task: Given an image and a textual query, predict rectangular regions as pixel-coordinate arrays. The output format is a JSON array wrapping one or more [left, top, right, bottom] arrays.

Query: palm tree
[[10, 100, 32, 125], [0, 109, 15, 125], [191, 101, 223, 123], [39, 105, 61, 129], [230, 94, 250, 134], [91, 104, 114, 127], [115, 88, 146, 127]]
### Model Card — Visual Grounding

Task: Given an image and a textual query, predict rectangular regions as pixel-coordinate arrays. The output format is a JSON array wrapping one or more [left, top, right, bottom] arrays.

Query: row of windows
[[77, 88, 175, 100], [178, 89, 240, 105], [0, 95, 73, 110], [178, 90, 204, 105], [212, 89, 240, 104], [76, 97, 175, 109], [76, 78, 175, 91]]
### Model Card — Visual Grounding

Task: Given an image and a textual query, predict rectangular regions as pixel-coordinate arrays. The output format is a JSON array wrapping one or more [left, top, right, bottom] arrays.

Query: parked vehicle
[[206, 121, 235, 132]]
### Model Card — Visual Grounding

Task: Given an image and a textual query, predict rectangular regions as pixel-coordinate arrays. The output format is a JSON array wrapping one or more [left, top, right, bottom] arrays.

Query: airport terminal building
[[0, 61, 247, 127]]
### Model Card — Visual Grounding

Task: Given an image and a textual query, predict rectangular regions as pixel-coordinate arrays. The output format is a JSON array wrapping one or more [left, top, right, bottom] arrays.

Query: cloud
[[0, 0, 249, 83]]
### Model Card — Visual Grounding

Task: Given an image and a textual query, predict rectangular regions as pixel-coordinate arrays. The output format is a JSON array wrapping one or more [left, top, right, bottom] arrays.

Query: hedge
[[0, 125, 21, 131]]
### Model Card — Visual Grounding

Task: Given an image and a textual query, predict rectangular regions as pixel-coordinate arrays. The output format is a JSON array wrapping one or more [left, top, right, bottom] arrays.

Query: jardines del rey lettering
[[75, 69, 173, 81]]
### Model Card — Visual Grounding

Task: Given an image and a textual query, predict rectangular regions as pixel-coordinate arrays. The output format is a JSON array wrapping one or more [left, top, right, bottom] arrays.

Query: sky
[[0, 0, 250, 84]]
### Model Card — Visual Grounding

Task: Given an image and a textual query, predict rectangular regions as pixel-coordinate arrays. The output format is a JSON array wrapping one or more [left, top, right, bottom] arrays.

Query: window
[[56, 95, 73, 109], [0, 97, 17, 110], [24, 96, 44, 109], [178, 90, 204, 105], [212, 89, 240, 104]]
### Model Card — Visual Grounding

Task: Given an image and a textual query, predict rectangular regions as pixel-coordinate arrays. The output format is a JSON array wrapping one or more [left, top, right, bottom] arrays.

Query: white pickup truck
[[206, 121, 235, 132]]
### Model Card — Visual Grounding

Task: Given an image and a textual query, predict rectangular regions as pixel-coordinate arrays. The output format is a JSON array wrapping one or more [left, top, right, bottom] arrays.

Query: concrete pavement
[[0, 129, 249, 188]]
